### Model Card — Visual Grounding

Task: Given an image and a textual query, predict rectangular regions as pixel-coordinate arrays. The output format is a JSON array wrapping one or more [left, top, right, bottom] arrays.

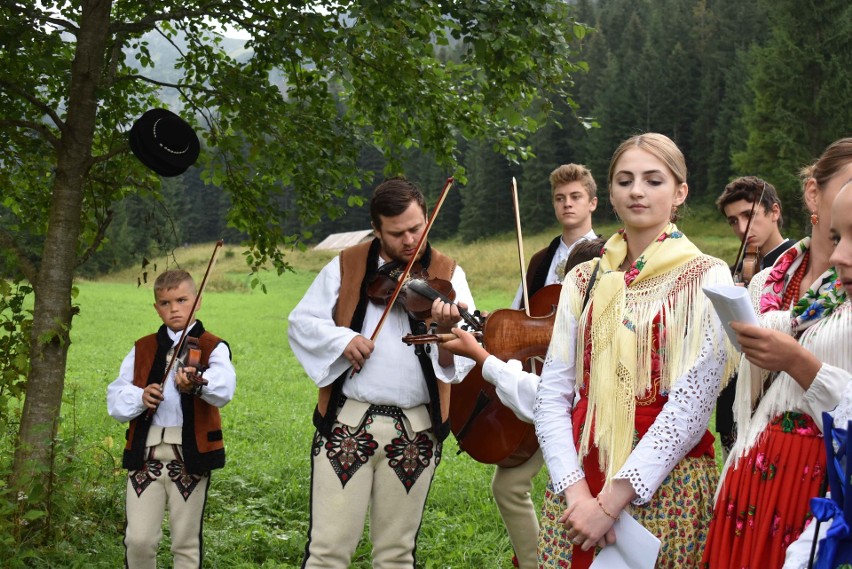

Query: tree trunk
[[12, 0, 112, 509]]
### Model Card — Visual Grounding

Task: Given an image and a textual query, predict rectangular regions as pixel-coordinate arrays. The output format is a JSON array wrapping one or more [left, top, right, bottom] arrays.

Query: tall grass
[[9, 213, 739, 567]]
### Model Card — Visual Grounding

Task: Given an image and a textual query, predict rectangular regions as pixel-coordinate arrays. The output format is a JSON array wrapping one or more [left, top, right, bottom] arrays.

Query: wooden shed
[[312, 229, 374, 251]]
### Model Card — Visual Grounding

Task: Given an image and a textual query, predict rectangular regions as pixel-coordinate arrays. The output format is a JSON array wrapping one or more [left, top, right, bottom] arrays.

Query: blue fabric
[[812, 413, 852, 569]]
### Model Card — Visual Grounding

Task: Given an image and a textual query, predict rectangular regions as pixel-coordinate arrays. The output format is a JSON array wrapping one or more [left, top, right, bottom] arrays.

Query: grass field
[[11, 214, 739, 567]]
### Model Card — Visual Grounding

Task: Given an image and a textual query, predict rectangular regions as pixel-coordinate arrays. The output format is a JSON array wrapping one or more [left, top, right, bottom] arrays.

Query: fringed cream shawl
[[551, 224, 739, 482]]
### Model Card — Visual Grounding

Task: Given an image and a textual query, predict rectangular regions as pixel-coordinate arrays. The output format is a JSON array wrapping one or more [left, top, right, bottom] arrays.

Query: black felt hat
[[129, 108, 200, 177]]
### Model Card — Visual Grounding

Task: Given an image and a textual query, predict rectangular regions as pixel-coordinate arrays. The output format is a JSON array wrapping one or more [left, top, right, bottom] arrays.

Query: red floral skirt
[[702, 412, 826, 569]]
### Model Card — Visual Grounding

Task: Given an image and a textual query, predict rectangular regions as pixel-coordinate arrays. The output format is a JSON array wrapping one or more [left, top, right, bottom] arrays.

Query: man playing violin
[[718, 175, 797, 281], [714, 176, 798, 454], [288, 176, 476, 569], [500, 164, 598, 569], [107, 269, 236, 569]]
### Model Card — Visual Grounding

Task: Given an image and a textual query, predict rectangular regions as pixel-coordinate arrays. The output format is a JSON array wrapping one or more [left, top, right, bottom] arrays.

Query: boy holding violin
[[288, 177, 476, 569], [715, 176, 798, 453], [106, 269, 236, 569]]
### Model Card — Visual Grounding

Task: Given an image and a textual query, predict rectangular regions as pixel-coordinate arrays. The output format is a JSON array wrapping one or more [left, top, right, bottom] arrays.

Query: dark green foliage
[[733, 0, 852, 233], [458, 141, 521, 242]]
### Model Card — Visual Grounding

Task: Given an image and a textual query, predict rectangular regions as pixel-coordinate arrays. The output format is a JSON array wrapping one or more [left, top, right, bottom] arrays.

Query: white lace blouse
[[534, 265, 731, 505]]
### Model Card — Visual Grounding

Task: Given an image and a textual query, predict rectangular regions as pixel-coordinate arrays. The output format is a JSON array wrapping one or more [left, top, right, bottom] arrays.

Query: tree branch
[[0, 79, 67, 136], [0, 119, 60, 149], [108, 2, 233, 36], [0, 227, 39, 286], [76, 209, 114, 268], [1, 1, 79, 34], [112, 74, 217, 95], [88, 145, 130, 169]]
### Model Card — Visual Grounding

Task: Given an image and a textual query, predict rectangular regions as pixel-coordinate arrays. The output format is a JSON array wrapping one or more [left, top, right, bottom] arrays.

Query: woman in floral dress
[[702, 137, 852, 569]]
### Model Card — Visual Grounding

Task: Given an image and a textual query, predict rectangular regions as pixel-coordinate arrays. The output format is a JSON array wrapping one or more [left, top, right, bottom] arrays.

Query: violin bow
[[510, 177, 532, 317], [146, 239, 224, 419], [731, 181, 767, 277]]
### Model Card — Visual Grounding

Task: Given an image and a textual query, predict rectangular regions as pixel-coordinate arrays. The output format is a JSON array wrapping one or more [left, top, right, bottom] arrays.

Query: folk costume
[[716, 236, 799, 453], [107, 321, 236, 569], [534, 225, 737, 568], [494, 229, 596, 569], [288, 239, 475, 569], [511, 229, 599, 309], [703, 238, 850, 569], [783, 328, 852, 568]]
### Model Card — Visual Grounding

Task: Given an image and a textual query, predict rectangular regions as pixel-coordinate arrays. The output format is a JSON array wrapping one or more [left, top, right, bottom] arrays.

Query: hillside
[[94, 212, 741, 308]]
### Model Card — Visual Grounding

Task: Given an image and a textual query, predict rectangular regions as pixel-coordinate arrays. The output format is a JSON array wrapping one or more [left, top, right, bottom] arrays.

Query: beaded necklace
[[781, 251, 809, 309]]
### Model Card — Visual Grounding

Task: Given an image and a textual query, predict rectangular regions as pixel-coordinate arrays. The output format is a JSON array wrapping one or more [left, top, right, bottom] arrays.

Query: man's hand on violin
[[344, 335, 374, 372], [431, 298, 466, 331], [142, 383, 164, 410]]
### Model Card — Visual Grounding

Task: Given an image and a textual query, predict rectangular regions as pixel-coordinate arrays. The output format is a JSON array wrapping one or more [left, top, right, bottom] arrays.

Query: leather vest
[[123, 327, 227, 474], [315, 238, 456, 440]]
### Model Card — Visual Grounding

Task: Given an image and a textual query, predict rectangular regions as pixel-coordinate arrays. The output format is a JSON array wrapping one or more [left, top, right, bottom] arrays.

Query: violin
[[177, 336, 208, 389], [401, 305, 552, 467], [367, 261, 481, 329], [736, 244, 761, 286], [732, 181, 768, 286], [400, 180, 557, 467], [146, 240, 222, 419]]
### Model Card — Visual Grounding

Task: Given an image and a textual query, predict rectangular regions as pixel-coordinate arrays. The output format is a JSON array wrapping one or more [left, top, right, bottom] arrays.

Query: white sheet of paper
[[589, 513, 661, 569], [702, 284, 759, 351]]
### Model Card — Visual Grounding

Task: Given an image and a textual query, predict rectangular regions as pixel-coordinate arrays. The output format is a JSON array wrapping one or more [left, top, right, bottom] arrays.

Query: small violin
[[177, 336, 208, 389]]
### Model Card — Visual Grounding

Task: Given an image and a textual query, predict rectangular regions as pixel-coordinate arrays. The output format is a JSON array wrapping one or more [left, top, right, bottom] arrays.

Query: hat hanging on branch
[[129, 108, 200, 177]]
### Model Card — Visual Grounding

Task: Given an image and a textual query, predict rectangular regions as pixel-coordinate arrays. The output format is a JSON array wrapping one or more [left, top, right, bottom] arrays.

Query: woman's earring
[[811, 211, 819, 226]]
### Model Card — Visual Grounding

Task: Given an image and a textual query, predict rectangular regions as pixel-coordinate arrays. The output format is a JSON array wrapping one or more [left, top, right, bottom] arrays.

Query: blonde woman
[[534, 133, 738, 568]]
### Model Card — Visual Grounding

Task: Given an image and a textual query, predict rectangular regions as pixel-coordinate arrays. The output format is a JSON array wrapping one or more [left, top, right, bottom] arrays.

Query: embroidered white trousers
[[123, 441, 210, 569], [302, 411, 440, 569]]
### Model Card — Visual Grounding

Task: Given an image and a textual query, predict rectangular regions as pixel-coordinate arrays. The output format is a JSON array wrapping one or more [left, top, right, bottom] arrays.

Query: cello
[[446, 178, 552, 467]]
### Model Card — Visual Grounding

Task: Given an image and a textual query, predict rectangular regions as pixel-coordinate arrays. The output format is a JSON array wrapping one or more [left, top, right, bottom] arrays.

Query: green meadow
[[11, 214, 739, 567]]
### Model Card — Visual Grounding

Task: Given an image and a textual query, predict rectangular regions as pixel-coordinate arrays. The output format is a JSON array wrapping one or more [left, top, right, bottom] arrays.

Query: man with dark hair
[[714, 176, 798, 455], [288, 176, 476, 568], [716, 176, 797, 278]]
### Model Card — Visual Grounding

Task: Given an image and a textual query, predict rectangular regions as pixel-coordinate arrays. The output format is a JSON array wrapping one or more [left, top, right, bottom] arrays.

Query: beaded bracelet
[[596, 495, 618, 520]]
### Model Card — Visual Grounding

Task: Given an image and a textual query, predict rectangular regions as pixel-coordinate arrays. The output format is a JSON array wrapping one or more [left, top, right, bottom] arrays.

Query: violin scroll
[[402, 330, 484, 345], [367, 261, 482, 330]]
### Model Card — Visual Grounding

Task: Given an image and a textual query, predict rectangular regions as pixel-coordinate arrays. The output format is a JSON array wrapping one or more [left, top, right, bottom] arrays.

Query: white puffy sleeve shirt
[[481, 356, 539, 423], [106, 323, 236, 427], [287, 256, 476, 408]]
